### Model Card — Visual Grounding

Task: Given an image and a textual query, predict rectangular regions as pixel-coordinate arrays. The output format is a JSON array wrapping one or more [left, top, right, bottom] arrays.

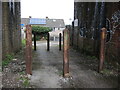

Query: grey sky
[[21, 0, 74, 25]]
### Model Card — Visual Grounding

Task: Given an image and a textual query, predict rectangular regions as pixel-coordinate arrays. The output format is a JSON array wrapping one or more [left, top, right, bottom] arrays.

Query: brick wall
[[71, 2, 120, 63], [2, 2, 21, 59], [0, 1, 2, 62], [2, 2, 10, 58]]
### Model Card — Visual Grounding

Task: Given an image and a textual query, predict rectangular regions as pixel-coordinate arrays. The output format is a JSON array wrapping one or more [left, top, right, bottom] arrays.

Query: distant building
[[21, 17, 65, 41]]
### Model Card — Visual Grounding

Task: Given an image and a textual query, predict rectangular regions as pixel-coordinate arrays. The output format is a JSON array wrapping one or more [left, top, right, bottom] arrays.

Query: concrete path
[[30, 41, 118, 88]]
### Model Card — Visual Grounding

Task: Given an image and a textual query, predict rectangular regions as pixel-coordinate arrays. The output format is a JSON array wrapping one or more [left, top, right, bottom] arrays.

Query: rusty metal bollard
[[25, 25, 32, 75], [99, 28, 107, 73], [59, 33, 62, 51], [47, 33, 50, 51], [63, 29, 70, 77]]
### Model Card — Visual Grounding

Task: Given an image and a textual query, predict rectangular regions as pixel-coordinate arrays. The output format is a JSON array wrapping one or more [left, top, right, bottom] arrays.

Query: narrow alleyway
[[30, 41, 118, 88]]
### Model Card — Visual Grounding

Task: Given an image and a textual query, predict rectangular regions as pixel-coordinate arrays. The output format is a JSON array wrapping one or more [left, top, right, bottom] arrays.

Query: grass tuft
[[2, 53, 14, 67]]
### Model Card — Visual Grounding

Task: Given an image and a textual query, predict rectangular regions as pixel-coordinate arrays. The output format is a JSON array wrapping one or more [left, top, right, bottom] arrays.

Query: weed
[[2, 53, 14, 67], [100, 69, 113, 75], [86, 55, 97, 60], [19, 77, 30, 87], [19, 71, 25, 75], [23, 78, 30, 87], [57, 70, 63, 76]]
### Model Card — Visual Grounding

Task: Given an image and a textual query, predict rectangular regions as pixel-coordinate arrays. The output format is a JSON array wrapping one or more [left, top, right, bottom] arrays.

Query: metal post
[[25, 25, 32, 75], [59, 33, 62, 51], [71, 21, 74, 46], [47, 33, 50, 51], [99, 28, 106, 72], [34, 33, 36, 51], [63, 29, 69, 77]]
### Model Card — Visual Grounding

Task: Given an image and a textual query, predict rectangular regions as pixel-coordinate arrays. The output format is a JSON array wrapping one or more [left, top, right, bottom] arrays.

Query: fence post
[[59, 33, 62, 51], [25, 25, 32, 75], [34, 33, 36, 51], [47, 33, 50, 51], [63, 29, 69, 77], [99, 28, 106, 73]]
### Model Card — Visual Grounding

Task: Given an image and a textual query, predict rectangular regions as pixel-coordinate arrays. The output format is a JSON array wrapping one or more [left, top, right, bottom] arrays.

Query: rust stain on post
[[99, 28, 107, 73], [63, 29, 69, 77], [25, 25, 32, 75]]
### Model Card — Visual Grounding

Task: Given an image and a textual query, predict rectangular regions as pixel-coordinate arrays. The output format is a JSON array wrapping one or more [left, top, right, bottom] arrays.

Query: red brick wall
[[70, 2, 120, 63], [2, 2, 21, 59]]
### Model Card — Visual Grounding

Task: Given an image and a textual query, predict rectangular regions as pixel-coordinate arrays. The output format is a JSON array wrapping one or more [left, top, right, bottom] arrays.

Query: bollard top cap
[[101, 28, 107, 31]]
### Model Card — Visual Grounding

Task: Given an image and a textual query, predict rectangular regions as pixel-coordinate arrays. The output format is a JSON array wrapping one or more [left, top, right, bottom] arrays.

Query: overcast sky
[[21, 0, 74, 25]]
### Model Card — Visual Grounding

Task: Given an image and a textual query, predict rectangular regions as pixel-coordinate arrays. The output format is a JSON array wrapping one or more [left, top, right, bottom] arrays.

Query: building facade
[[21, 18, 65, 31], [21, 17, 65, 41], [1, 1, 21, 59], [70, 1, 120, 64]]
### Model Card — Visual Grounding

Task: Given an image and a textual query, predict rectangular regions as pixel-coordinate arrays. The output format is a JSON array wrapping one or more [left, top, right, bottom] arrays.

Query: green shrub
[[32, 35, 41, 41], [32, 26, 52, 33]]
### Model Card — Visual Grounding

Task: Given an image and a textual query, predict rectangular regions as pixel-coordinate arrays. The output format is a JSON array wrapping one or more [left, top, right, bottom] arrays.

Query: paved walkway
[[30, 41, 118, 88]]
